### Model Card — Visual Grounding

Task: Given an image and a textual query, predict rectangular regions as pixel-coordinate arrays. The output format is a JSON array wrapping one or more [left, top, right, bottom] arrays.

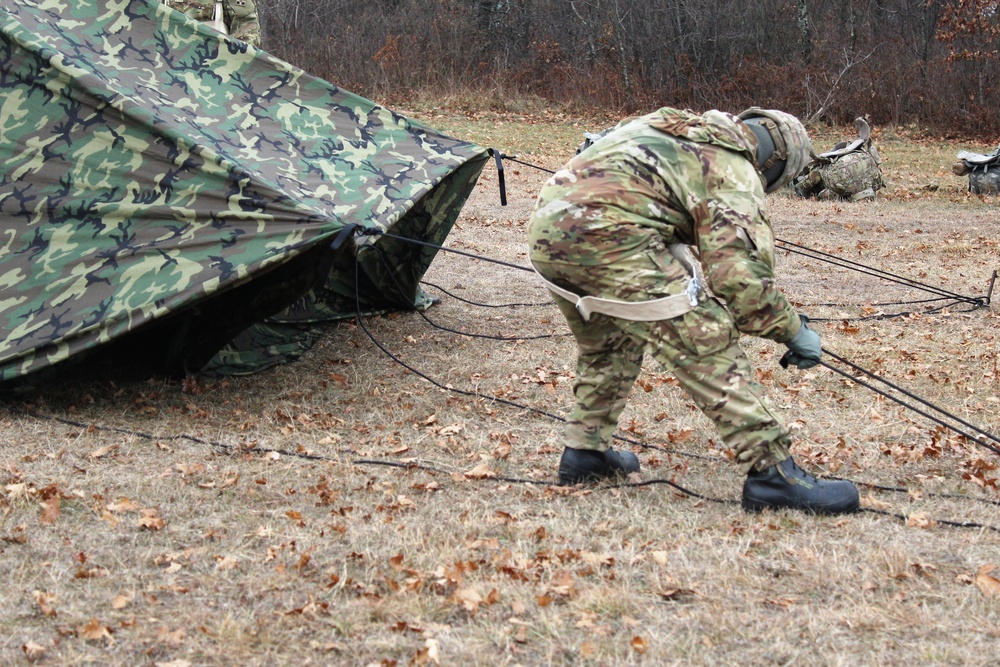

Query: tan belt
[[535, 243, 706, 323]]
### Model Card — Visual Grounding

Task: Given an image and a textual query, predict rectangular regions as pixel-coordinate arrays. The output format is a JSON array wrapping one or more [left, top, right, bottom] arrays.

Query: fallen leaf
[[423, 638, 441, 666], [39, 496, 60, 525], [4, 482, 28, 500], [439, 423, 463, 436], [451, 587, 482, 613], [463, 463, 497, 480], [31, 591, 56, 617], [581, 551, 615, 567], [22, 641, 45, 661], [138, 508, 165, 531], [174, 463, 206, 477], [544, 571, 577, 599], [215, 555, 238, 571], [905, 512, 933, 529], [74, 566, 110, 580], [976, 564, 1000, 598], [156, 626, 187, 645], [111, 592, 134, 610], [89, 445, 116, 459], [765, 597, 798, 609], [78, 618, 114, 644], [106, 498, 142, 513]]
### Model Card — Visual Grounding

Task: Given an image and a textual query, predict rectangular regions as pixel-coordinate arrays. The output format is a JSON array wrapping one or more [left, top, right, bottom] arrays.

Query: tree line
[[256, 0, 1000, 136]]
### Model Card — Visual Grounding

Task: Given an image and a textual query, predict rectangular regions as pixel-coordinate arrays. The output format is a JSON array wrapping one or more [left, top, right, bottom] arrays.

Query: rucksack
[[953, 146, 1000, 195], [794, 118, 885, 201]]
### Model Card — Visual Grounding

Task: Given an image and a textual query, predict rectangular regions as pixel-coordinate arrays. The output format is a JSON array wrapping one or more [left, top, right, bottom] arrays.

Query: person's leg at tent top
[[222, 0, 261, 47]]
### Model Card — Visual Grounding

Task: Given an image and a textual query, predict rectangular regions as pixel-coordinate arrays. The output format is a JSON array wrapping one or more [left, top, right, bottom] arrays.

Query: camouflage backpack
[[794, 118, 885, 201], [953, 146, 1000, 195]]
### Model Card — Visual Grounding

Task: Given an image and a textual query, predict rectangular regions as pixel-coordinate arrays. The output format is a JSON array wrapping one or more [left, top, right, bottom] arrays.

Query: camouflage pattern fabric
[[969, 169, 1000, 195], [528, 107, 803, 473], [163, 0, 261, 47], [954, 146, 1000, 195], [796, 151, 884, 201], [795, 130, 884, 201], [0, 1, 488, 382], [203, 285, 439, 376]]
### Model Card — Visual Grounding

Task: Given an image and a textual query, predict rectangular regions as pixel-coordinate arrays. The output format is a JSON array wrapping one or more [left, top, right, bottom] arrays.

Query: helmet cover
[[738, 108, 815, 193]]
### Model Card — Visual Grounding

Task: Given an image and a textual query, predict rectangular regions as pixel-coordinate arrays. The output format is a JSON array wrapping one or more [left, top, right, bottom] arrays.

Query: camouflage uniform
[[528, 108, 803, 473], [163, 0, 261, 47]]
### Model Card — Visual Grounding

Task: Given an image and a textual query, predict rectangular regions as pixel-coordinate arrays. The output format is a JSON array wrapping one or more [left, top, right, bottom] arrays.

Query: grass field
[[2, 102, 999, 666]]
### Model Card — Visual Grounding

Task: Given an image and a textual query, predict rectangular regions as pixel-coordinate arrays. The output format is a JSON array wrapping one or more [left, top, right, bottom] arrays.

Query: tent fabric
[[0, 0, 488, 382]]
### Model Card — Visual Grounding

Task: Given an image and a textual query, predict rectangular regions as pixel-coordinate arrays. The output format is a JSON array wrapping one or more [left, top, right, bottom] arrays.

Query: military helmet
[[737, 108, 815, 193]]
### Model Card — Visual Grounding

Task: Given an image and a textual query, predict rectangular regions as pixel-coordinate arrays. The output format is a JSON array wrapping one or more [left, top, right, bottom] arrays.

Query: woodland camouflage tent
[[0, 0, 489, 383]]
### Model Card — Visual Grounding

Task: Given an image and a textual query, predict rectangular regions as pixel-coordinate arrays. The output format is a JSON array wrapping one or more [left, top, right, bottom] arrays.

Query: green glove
[[780, 315, 821, 369]]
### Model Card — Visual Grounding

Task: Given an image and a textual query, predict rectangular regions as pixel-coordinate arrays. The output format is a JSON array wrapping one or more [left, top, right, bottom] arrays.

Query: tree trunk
[[797, 0, 813, 64]]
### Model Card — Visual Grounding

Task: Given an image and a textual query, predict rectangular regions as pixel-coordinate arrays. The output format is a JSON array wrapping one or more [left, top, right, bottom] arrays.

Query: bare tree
[[251, 0, 1000, 134]]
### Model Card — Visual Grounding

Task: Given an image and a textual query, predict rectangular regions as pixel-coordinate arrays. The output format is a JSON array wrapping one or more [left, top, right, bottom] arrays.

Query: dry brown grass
[[2, 108, 1000, 666]]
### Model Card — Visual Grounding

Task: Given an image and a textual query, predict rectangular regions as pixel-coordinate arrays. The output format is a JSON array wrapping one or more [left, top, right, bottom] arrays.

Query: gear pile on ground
[[794, 118, 885, 201], [953, 145, 1000, 195]]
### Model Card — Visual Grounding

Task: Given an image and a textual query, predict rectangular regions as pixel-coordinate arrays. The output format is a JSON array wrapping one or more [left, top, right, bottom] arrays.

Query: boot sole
[[558, 471, 631, 485], [742, 497, 860, 515]]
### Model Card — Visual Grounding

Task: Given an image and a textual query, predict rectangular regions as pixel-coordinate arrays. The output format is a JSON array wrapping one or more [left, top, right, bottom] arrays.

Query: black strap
[[488, 148, 507, 206], [330, 223, 359, 251]]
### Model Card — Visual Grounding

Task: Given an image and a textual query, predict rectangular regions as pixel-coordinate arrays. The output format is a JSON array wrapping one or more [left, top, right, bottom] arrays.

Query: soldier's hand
[[780, 315, 821, 370]]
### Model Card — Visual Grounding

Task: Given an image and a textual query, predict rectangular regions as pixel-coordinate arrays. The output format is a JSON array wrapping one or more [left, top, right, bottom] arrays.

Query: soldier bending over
[[528, 107, 859, 514]]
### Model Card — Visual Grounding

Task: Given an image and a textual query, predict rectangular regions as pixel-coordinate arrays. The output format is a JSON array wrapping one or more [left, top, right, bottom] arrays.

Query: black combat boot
[[742, 457, 859, 514], [558, 447, 640, 485]]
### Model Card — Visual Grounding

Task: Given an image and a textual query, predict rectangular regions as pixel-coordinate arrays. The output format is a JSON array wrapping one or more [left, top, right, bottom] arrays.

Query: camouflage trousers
[[534, 255, 791, 474]]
